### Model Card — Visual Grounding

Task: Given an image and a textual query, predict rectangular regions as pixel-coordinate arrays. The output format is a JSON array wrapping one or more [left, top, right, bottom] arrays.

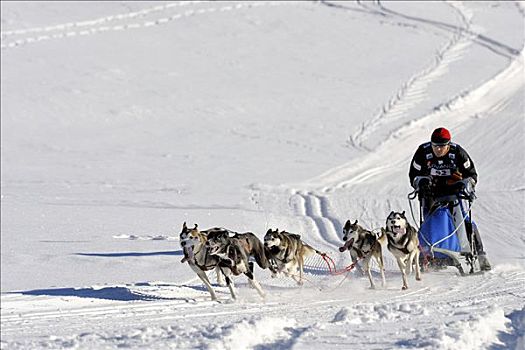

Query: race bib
[[430, 168, 452, 177]]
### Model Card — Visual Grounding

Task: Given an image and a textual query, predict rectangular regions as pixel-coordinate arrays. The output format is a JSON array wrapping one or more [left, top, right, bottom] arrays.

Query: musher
[[409, 127, 491, 271]]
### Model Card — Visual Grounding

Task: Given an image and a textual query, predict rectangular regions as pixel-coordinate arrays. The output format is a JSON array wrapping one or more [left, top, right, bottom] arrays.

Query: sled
[[411, 191, 482, 276]]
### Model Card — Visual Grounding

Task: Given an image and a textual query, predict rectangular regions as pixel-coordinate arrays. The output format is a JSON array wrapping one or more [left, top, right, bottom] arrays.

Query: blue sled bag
[[419, 206, 461, 258]]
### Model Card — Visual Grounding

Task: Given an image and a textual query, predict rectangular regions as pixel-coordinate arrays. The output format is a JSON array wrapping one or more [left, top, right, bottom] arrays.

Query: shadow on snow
[[75, 250, 183, 258], [11, 286, 159, 301]]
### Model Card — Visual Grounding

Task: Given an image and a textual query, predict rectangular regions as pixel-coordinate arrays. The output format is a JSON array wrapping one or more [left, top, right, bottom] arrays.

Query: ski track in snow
[[326, 0, 521, 152], [0, 1, 299, 50], [290, 42, 524, 192], [349, 1, 473, 151], [291, 190, 342, 247], [0, 1, 205, 37]]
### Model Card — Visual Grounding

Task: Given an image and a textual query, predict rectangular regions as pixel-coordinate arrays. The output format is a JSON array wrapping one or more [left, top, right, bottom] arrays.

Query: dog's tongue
[[393, 227, 406, 235]]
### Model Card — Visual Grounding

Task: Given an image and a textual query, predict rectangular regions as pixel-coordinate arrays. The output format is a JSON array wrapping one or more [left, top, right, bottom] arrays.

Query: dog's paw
[[416, 276, 422, 281], [402, 285, 408, 290]]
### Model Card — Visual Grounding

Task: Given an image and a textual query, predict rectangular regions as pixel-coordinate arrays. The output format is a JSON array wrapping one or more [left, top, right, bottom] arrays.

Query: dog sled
[[409, 188, 483, 275]]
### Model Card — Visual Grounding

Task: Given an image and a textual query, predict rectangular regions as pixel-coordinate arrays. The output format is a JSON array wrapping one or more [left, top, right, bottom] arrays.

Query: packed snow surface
[[1, 1, 524, 349]]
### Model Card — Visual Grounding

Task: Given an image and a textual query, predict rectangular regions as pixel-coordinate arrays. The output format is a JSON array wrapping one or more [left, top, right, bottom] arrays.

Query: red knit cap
[[431, 127, 451, 145]]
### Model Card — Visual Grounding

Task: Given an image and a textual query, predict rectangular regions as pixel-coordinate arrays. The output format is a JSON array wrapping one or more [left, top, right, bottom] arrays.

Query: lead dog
[[339, 219, 386, 289], [384, 211, 421, 290], [179, 222, 225, 301], [206, 230, 267, 300], [263, 228, 326, 285]]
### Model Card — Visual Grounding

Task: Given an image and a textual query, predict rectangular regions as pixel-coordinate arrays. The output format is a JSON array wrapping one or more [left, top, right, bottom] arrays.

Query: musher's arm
[[409, 144, 428, 188], [456, 145, 478, 184]]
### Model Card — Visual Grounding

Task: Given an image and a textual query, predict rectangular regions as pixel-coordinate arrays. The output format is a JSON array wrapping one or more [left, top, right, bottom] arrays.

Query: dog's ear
[[401, 211, 406, 217], [353, 220, 358, 225], [387, 211, 394, 225], [183, 222, 187, 230], [345, 219, 350, 225], [266, 229, 272, 234], [193, 223, 198, 230]]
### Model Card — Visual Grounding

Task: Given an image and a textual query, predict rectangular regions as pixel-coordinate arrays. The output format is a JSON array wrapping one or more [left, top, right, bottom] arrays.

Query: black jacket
[[409, 142, 477, 196]]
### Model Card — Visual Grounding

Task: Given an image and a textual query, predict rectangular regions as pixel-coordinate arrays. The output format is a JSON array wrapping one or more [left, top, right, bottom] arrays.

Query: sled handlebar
[[427, 190, 475, 204], [411, 189, 475, 203]]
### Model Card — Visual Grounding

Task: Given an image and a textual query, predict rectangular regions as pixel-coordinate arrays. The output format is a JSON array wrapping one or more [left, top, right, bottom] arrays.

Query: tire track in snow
[[348, 1, 474, 151]]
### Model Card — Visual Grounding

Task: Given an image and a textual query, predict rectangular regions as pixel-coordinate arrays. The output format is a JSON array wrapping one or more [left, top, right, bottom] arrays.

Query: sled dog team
[[180, 210, 422, 301]]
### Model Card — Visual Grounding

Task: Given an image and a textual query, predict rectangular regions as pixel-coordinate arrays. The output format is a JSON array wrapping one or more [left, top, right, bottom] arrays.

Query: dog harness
[[353, 234, 377, 258], [386, 229, 413, 255], [191, 245, 220, 271], [270, 245, 293, 264]]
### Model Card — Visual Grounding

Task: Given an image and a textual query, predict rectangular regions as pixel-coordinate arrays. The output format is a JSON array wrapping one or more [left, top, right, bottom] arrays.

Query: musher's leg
[[453, 199, 492, 271], [472, 224, 492, 271]]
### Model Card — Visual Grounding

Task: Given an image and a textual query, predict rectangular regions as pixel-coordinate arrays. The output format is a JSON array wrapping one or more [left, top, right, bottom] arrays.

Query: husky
[[179, 222, 225, 301], [205, 229, 270, 270], [206, 230, 267, 300], [339, 219, 386, 289], [263, 228, 325, 285], [384, 211, 421, 290]]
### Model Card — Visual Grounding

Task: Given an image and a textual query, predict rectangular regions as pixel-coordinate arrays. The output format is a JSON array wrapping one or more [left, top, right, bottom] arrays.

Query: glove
[[447, 171, 463, 185], [413, 176, 430, 189], [458, 177, 476, 199], [414, 176, 432, 196]]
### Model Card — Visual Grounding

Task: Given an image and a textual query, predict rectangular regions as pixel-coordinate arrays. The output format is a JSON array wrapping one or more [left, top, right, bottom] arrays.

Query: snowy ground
[[1, 1, 524, 349]]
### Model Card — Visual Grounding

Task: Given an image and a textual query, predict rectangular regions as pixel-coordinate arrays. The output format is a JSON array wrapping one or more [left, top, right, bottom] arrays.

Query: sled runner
[[409, 190, 482, 275]]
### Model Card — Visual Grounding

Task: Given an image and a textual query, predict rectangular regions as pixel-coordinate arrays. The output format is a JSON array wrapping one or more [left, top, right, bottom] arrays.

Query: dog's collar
[[192, 243, 205, 257]]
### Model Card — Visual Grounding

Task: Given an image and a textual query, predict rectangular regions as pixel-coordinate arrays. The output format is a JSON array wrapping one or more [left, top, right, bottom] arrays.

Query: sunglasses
[[431, 142, 450, 147]]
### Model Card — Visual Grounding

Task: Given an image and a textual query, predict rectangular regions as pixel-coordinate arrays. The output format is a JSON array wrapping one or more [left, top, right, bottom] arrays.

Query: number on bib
[[430, 168, 451, 176]]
